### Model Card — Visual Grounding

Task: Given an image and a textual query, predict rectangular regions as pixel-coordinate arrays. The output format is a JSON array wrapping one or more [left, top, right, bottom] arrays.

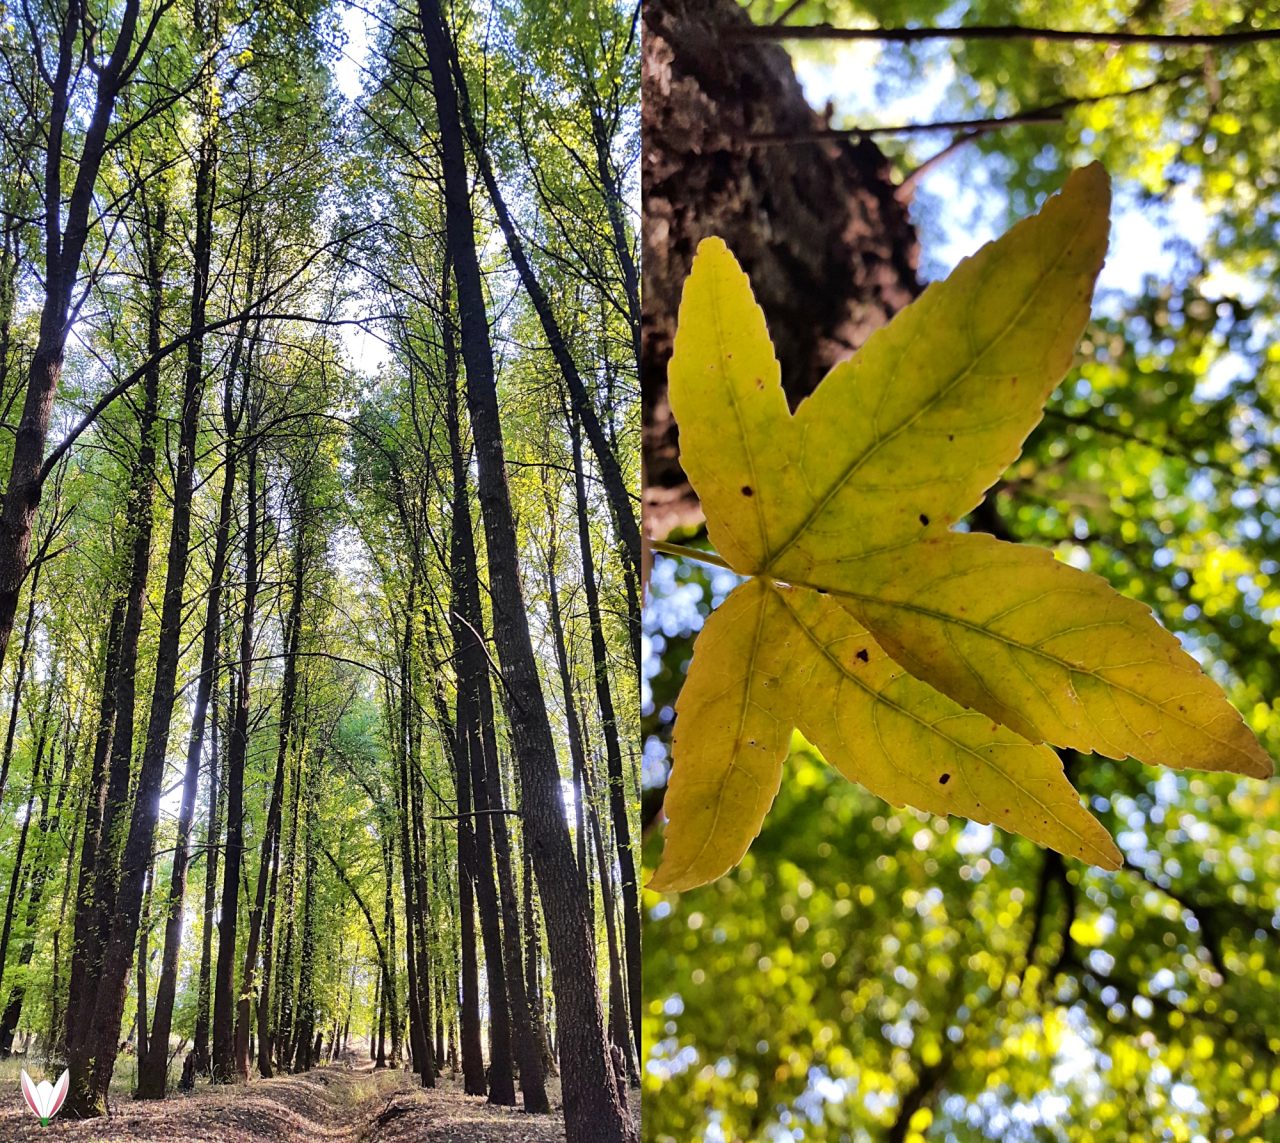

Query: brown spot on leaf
[[939, 773, 951, 785], [741, 485, 754, 497], [918, 513, 930, 526], [855, 649, 869, 663]]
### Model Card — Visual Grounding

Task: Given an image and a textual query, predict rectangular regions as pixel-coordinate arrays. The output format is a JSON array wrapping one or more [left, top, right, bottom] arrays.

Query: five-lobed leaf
[[655, 163, 1273, 892]]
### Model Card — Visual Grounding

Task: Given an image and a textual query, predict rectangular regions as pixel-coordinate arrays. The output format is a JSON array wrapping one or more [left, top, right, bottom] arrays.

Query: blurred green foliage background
[[643, 1, 1280, 1139]]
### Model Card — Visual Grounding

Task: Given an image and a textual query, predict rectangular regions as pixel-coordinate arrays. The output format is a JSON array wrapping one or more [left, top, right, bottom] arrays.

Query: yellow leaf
[[653, 163, 1272, 892], [652, 578, 1119, 892], [828, 534, 1271, 777], [649, 580, 793, 892], [778, 586, 1120, 868]]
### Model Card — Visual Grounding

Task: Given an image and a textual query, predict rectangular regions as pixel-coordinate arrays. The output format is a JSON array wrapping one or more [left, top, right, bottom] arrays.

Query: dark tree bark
[[567, 405, 640, 1060], [292, 750, 319, 1073], [444, 22, 640, 603], [66, 191, 174, 1117], [213, 423, 262, 1084], [244, 481, 309, 1079], [135, 62, 223, 1096], [0, 0, 152, 669], [641, 0, 920, 540], [443, 325, 546, 1111], [191, 679, 224, 1076], [415, 2, 636, 1138]]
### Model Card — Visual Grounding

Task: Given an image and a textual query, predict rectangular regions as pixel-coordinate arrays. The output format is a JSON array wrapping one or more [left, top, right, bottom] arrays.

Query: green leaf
[[654, 163, 1272, 891]]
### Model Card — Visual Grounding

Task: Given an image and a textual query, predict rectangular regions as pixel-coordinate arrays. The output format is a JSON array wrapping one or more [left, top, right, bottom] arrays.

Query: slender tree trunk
[[135, 78, 223, 1097], [416, 3, 635, 1137], [135, 856, 155, 1063], [0, 556, 41, 806], [0, 692, 72, 1056], [568, 406, 640, 1060], [245, 489, 307, 1079], [214, 428, 261, 1083], [0, 0, 144, 670], [523, 821, 556, 1075], [436, 691, 485, 1094], [444, 28, 640, 607], [67, 194, 174, 1117], [192, 682, 224, 1075], [290, 763, 316, 1073]]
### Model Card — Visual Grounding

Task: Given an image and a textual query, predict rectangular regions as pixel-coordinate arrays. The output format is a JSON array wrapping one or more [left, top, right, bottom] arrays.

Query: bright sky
[[792, 45, 1212, 294]]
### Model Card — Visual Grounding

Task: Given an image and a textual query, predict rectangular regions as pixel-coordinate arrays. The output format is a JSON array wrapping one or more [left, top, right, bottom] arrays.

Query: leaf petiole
[[650, 540, 734, 571]]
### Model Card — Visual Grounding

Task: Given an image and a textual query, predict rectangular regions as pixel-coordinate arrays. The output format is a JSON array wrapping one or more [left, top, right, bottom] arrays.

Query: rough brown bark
[[641, 0, 920, 541]]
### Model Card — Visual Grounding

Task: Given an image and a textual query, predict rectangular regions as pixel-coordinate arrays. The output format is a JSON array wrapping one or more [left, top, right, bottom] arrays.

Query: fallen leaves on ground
[[0, 1058, 608, 1141]]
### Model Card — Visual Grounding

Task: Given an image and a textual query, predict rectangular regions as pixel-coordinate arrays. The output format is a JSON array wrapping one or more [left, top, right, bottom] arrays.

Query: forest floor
[[0, 1055, 628, 1141]]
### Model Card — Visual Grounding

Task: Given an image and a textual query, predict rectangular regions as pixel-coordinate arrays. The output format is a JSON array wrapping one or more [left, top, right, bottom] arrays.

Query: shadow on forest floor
[[0, 1055, 616, 1141]]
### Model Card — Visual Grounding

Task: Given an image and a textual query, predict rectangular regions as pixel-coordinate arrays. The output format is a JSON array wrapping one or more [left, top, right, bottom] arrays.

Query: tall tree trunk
[[273, 730, 304, 1074], [567, 406, 640, 1060], [522, 820, 555, 1075], [416, 3, 635, 1138], [435, 689, 485, 1094], [0, 694, 73, 1056], [192, 680, 224, 1075], [0, 0, 145, 669], [135, 73, 223, 1097], [0, 555, 41, 806], [66, 193, 173, 1117], [245, 486, 307, 1079], [291, 766, 317, 1074], [213, 427, 261, 1083], [394, 593, 436, 1085], [443, 16, 640, 602], [135, 853, 155, 1063]]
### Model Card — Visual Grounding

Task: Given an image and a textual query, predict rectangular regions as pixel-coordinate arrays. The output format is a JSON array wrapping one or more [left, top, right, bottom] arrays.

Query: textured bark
[[641, 0, 920, 540]]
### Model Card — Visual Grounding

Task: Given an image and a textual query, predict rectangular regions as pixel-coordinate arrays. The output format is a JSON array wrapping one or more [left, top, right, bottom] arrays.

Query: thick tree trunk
[[415, 3, 636, 1138], [641, 0, 920, 539]]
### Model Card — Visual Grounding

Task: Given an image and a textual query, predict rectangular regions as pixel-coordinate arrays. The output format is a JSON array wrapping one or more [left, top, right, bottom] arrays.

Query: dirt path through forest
[[0, 1060, 580, 1141]]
